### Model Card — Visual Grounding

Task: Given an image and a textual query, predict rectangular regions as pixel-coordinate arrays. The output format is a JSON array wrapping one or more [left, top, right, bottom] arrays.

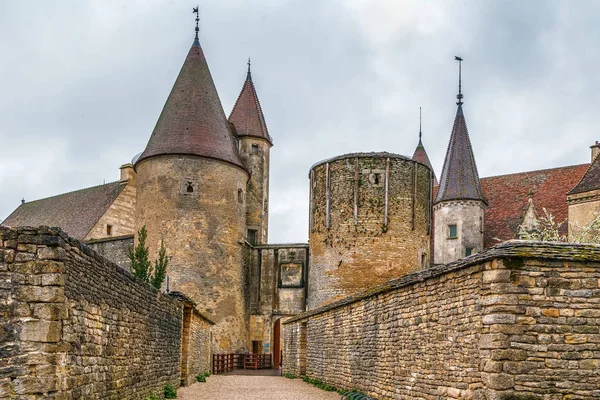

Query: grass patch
[[164, 383, 177, 399]]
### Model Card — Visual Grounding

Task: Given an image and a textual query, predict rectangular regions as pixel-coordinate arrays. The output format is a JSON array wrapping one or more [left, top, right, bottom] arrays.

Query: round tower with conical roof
[[134, 32, 248, 352], [433, 58, 486, 264]]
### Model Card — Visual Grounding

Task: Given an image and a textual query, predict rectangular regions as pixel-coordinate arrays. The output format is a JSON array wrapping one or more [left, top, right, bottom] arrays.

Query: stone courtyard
[[177, 375, 340, 400]]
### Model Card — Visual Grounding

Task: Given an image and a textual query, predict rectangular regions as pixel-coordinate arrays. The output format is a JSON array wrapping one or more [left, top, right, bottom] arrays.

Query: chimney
[[21, 198, 25, 205], [119, 163, 136, 186], [591, 141, 600, 162]]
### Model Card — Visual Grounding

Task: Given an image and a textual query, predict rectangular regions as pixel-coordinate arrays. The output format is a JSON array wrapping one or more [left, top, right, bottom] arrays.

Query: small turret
[[412, 107, 438, 185], [433, 57, 486, 264]]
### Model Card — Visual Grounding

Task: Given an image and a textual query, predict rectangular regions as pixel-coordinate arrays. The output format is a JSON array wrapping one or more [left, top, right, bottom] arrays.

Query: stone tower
[[307, 153, 432, 309], [433, 66, 486, 264], [229, 61, 273, 245], [134, 34, 249, 352]]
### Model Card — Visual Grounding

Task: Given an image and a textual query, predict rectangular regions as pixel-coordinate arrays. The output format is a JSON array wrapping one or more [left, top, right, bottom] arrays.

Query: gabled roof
[[568, 152, 600, 195], [1, 182, 125, 240], [412, 139, 438, 185], [480, 164, 588, 247], [435, 105, 486, 204], [135, 38, 245, 170], [228, 64, 272, 145]]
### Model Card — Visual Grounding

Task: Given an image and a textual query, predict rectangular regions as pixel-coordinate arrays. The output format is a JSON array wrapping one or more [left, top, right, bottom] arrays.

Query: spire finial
[[193, 6, 200, 41], [455, 56, 463, 105], [247, 57, 251, 81], [419, 106, 422, 142]]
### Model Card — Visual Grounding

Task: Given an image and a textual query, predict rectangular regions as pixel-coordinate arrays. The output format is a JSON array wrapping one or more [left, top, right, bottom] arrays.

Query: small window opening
[[106, 225, 113, 236], [421, 253, 427, 268], [448, 224, 457, 239], [374, 174, 380, 184], [466, 247, 473, 257], [252, 144, 259, 154], [247, 229, 258, 246], [186, 182, 194, 193], [238, 189, 243, 203]]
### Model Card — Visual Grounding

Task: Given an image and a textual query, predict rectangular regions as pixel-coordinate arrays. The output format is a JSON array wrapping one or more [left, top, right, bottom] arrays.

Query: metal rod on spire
[[247, 57, 251, 80], [455, 56, 463, 105], [193, 6, 200, 41], [419, 107, 422, 141]]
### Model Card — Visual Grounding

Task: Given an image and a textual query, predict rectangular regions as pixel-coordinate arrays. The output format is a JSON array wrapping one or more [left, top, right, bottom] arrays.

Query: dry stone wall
[[0, 226, 212, 399], [85, 234, 133, 268], [284, 241, 600, 400]]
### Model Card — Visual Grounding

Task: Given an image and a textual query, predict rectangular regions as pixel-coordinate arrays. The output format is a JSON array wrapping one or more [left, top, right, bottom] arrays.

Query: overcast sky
[[1, 1, 599, 243]]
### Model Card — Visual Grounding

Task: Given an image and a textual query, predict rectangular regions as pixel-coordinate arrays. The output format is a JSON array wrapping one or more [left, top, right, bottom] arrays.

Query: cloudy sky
[[1, 0, 599, 243]]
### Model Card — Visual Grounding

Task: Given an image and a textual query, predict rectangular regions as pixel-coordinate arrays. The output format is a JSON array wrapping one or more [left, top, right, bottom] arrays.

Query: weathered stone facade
[[308, 153, 432, 309], [0, 226, 212, 399], [567, 189, 600, 241], [434, 199, 485, 264], [135, 155, 248, 352], [239, 137, 271, 245], [284, 241, 600, 400], [85, 234, 133, 268]]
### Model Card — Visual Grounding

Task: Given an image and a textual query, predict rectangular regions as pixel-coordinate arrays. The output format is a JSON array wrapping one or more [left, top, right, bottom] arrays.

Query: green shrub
[[164, 383, 177, 399], [196, 374, 206, 383], [303, 376, 337, 392], [144, 393, 160, 400], [283, 373, 297, 379]]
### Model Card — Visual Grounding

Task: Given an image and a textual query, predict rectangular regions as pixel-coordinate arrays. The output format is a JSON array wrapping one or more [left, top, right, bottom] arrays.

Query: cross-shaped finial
[[455, 56, 463, 105], [246, 57, 252, 80], [193, 6, 200, 40]]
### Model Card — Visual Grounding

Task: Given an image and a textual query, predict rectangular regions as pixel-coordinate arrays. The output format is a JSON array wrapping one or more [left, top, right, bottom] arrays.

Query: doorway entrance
[[273, 318, 281, 368]]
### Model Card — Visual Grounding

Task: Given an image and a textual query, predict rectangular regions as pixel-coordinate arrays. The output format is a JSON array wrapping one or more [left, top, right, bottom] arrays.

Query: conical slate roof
[[435, 104, 486, 204], [228, 64, 272, 145], [412, 138, 438, 186], [135, 39, 245, 170]]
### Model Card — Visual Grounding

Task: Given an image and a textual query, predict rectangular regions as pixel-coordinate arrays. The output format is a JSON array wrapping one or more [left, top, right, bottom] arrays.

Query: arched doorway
[[273, 318, 282, 368]]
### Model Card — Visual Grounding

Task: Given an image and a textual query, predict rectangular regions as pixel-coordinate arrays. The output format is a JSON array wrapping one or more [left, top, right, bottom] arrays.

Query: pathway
[[177, 374, 341, 400]]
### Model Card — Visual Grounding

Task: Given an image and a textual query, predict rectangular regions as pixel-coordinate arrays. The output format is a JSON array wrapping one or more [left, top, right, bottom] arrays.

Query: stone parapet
[[283, 240, 600, 399]]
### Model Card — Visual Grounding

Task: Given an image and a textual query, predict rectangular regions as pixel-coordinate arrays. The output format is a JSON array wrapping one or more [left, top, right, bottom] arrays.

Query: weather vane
[[247, 57, 251, 80], [419, 106, 422, 141], [455, 56, 463, 105], [193, 6, 200, 41]]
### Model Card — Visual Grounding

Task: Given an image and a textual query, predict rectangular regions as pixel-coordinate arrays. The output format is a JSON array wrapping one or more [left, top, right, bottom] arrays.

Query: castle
[[3, 25, 600, 359]]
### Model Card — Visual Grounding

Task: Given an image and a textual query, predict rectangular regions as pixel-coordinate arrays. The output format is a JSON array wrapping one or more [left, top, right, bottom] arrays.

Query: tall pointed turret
[[229, 59, 272, 245], [412, 107, 438, 185], [433, 57, 486, 264], [135, 11, 249, 353]]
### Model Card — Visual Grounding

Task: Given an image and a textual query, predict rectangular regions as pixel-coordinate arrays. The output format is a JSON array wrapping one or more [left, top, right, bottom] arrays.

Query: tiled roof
[[480, 164, 588, 247], [135, 38, 245, 170], [228, 65, 273, 145], [1, 182, 124, 240], [568, 154, 600, 195], [435, 105, 486, 204], [412, 139, 438, 185]]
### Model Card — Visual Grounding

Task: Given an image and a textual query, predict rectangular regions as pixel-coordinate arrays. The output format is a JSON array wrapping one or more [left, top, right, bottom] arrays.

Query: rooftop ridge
[[15, 181, 121, 205], [482, 163, 589, 181]]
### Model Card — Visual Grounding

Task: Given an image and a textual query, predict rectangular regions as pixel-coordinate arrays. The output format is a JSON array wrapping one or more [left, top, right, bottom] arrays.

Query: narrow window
[[238, 189, 243, 203], [466, 247, 473, 257], [252, 144, 259, 154], [186, 182, 194, 193], [106, 225, 113, 236], [247, 229, 258, 246], [448, 224, 457, 238]]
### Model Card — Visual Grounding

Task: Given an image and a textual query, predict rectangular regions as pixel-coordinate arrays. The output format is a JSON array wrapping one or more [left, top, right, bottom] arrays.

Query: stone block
[[15, 286, 65, 303], [483, 270, 512, 284], [483, 314, 516, 325], [38, 246, 67, 260], [31, 303, 67, 320], [482, 372, 514, 390], [20, 320, 62, 342]]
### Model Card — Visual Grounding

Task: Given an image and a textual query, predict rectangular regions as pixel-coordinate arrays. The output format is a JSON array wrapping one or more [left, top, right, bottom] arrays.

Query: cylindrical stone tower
[[134, 36, 248, 352], [307, 152, 432, 310]]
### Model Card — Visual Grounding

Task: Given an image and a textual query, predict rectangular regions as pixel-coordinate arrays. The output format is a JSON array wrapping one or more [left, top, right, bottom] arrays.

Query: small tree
[[129, 225, 169, 290], [151, 240, 168, 290], [129, 226, 152, 281]]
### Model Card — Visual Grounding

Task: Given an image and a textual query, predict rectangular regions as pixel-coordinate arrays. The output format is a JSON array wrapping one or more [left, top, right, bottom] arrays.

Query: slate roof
[[481, 164, 589, 247], [412, 138, 438, 185], [135, 38, 245, 170], [435, 105, 486, 204], [228, 65, 273, 145], [568, 152, 600, 195], [1, 182, 125, 240]]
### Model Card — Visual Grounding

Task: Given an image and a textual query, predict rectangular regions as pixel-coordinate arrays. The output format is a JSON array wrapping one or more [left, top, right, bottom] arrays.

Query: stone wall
[[283, 241, 600, 400], [567, 188, 600, 241], [85, 234, 133, 268], [308, 153, 432, 310], [0, 226, 212, 399], [85, 182, 136, 240]]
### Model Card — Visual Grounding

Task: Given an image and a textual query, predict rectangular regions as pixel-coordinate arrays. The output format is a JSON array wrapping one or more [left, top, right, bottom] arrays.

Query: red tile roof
[[136, 39, 245, 170], [229, 65, 272, 145], [1, 182, 124, 240], [480, 164, 589, 247], [436, 105, 486, 204]]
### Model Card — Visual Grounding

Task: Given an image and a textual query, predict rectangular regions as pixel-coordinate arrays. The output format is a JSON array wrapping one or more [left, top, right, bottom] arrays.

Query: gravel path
[[177, 375, 341, 400]]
